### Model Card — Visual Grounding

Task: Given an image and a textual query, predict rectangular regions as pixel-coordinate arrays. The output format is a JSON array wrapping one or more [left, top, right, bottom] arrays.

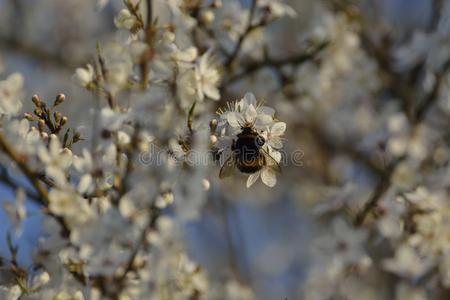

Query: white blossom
[[114, 9, 139, 31], [3, 188, 26, 235], [0, 73, 24, 115], [218, 92, 274, 130], [261, 121, 286, 150], [1, 0, 450, 298], [246, 147, 280, 188], [194, 50, 221, 101], [38, 135, 73, 187], [216, 92, 284, 188], [383, 245, 434, 279], [48, 189, 92, 226], [0, 285, 21, 300], [73, 64, 95, 88], [257, 0, 296, 19], [315, 218, 369, 268]]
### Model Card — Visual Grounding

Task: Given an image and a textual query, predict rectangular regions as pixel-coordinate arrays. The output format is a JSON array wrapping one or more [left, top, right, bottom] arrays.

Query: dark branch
[[0, 133, 49, 205], [0, 35, 82, 70], [224, 41, 329, 86], [0, 166, 43, 205], [0, 133, 71, 237], [353, 163, 397, 226], [146, 0, 153, 28], [224, 0, 258, 68]]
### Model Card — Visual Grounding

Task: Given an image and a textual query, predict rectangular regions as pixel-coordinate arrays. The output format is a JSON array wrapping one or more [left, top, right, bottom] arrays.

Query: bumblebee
[[219, 125, 281, 178]]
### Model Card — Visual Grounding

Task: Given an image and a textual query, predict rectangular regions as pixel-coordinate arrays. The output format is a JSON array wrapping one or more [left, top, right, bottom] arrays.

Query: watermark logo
[[138, 144, 305, 167]]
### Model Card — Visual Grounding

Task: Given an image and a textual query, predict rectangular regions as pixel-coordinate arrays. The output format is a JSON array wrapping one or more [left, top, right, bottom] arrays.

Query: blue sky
[[0, 180, 44, 267]]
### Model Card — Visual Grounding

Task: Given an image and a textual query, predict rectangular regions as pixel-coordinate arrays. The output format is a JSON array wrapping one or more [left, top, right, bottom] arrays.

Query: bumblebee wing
[[261, 148, 282, 173], [219, 153, 236, 178]]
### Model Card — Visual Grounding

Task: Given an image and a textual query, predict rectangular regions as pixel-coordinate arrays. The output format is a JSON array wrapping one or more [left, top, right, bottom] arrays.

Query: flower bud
[[210, 134, 217, 145], [24, 112, 35, 121], [38, 119, 45, 132], [60, 116, 68, 127], [73, 132, 82, 143], [32, 94, 42, 107], [53, 94, 66, 107], [211, 0, 222, 8], [54, 111, 62, 125], [114, 9, 138, 31], [31, 271, 50, 290], [202, 179, 210, 191], [200, 10, 215, 26], [33, 108, 43, 118], [209, 119, 218, 132], [155, 191, 174, 209]]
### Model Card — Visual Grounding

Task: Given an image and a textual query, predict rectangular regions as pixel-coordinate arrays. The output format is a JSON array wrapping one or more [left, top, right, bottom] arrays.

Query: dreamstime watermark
[[138, 144, 305, 167]]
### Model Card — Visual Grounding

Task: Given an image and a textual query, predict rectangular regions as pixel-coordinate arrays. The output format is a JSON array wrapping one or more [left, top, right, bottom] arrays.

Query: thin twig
[[305, 123, 385, 177], [353, 163, 397, 226], [429, 0, 444, 31], [192, 7, 229, 56], [329, 0, 450, 226], [224, 41, 329, 86], [0, 35, 80, 70], [116, 205, 160, 286], [96, 44, 116, 109], [0, 166, 42, 205], [354, 58, 450, 225], [0, 133, 49, 205], [0, 133, 70, 237], [414, 58, 450, 124], [224, 0, 258, 68], [117, 125, 140, 199], [146, 0, 153, 29], [139, 0, 155, 88]]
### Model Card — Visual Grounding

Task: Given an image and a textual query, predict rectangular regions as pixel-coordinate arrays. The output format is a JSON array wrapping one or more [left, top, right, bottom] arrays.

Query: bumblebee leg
[[231, 139, 236, 151]]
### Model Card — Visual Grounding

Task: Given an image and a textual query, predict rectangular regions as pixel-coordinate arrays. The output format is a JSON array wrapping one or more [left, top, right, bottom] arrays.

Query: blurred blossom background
[[0, 0, 450, 299]]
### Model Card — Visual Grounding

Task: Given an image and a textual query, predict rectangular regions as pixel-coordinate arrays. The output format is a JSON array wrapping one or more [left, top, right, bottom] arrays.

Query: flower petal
[[227, 112, 244, 128], [243, 92, 257, 106], [245, 104, 258, 123], [258, 106, 275, 117], [49, 135, 62, 155], [78, 174, 93, 194], [269, 138, 283, 149], [255, 114, 273, 127], [269, 149, 282, 163], [203, 85, 220, 100], [37, 147, 51, 164], [246, 172, 260, 188], [178, 47, 198, 62], [271, 122, 286, 136], [261, 168, 277, 187], [58, 150, 73, 169]]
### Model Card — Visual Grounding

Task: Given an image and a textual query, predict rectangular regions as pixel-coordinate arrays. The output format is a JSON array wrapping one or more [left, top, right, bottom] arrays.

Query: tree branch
[[329, 0, 450, 226], [0, 133, 70, 237], [146, 0, 153, 29], [0, 166, 42, 205], [224, 41, 329, 86], [0, 133, 49, 205], [224, 0, 258, 68], [0, 35, 81, 70]]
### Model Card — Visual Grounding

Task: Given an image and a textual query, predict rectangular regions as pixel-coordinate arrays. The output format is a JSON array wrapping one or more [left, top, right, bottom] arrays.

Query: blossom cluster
[[215, 92, 286, 188], [1, 0, 450, 299], [0, 0, 297, 299]]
